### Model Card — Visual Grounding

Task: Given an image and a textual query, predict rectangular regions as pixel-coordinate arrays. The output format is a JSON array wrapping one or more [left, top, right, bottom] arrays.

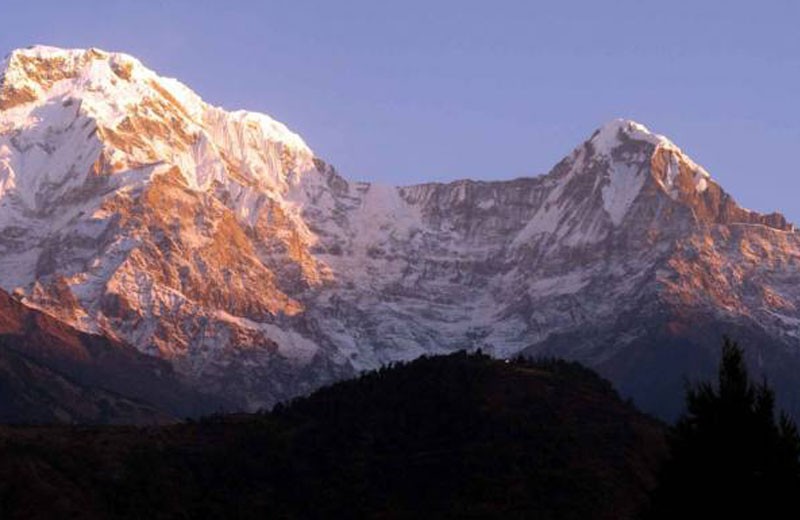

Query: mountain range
[[1, 45, 799, 421]]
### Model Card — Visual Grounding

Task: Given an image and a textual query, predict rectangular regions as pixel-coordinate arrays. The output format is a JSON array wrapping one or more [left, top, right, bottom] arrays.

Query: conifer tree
[[647, 337, 800, 518]]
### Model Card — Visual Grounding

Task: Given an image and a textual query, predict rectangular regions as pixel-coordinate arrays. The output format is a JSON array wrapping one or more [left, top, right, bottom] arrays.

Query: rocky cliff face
[[1, 45, 799, 418]]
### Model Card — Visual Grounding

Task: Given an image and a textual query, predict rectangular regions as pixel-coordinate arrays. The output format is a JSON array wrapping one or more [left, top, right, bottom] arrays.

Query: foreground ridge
[[0, 352, 666, 519]]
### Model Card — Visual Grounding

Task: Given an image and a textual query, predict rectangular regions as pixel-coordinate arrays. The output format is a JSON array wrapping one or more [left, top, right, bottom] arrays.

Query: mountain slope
[[1, 45, 799, 418], [0, 288, 222, 423], [0, 345, 164, 424], [0, 352, 667, 519]]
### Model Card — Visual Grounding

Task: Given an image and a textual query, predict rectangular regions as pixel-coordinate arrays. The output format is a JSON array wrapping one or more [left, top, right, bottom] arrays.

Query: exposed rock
[[1, 47, 799, 417]]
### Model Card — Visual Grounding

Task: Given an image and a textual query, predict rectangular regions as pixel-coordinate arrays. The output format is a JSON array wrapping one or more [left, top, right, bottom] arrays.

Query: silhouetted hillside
[[0, 290, 227, 423], [0, 352, 666, 519]]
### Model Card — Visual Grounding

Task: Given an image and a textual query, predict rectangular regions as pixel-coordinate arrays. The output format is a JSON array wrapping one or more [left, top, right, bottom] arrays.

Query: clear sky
[[2, 1, 798, 221]]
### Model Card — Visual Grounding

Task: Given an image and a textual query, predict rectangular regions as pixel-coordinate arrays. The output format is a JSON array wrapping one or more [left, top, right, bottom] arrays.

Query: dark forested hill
[[0, 352, 666, 519]]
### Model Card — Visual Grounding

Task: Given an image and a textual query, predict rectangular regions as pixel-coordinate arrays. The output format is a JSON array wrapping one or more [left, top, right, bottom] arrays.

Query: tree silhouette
[[646, 337, 800, 518]]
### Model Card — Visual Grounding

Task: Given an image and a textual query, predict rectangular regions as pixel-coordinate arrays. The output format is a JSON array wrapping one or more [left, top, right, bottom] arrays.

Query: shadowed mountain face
[[1, 45, 799, 419], [0, 353, 667, 519], [0, 289, 224, 423]]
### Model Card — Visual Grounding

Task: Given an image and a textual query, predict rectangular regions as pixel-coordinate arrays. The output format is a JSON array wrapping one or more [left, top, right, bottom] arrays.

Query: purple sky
[[2, 1, 799, 221]]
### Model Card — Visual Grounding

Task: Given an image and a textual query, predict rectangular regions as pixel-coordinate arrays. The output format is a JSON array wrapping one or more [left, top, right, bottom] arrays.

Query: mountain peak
[[0, 45, 311, 154], [590, 118, 676, 156], [585, 118, 714, 198], [1, 46, 143, 105], [2, 45, 150, 79]]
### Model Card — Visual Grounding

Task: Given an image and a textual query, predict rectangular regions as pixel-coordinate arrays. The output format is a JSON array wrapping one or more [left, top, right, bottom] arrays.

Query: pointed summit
[[588, 119, 708, 179], [580, 118, 791, 231], [589, 118, 675, 155]]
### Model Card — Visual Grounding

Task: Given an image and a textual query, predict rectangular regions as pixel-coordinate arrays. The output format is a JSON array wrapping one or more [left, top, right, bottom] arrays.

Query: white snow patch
[[477, 198, 495, 210], [213, 311, 320, 363], [226, 110, 312, 156], [601, 163, 645, 225], [513, 201, 562, 245], [695, 175, 708, 193], [351, 183, 422, 251], [264, 328, 320, 364]]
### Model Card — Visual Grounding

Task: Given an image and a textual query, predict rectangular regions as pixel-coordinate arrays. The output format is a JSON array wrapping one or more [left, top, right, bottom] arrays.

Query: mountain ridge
[[1, 45, 799, 419]]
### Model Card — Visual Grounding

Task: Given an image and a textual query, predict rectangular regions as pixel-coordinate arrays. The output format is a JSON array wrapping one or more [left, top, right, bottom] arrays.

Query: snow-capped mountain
[[2, 45, 799, 418]]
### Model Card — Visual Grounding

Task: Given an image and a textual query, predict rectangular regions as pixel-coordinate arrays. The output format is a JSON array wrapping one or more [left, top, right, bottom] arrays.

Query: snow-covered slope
[[2, 46, 799, 417]]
